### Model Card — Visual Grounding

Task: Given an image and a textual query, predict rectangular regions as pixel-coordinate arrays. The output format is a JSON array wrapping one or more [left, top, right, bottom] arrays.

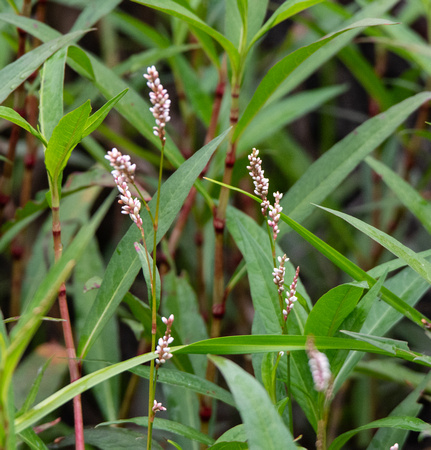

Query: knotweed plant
[[106, 66, 173, 449]]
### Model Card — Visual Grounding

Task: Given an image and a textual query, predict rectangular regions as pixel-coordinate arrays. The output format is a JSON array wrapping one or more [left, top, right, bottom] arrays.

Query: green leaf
[[77, 128, 230, 358], [318, 205, 431, 285], [249, 0, 324, 48], [39, 48, 67, 140], [0, 28, 89, 104], [279, 92, 431, 228], [14, 350, 156, 433], [234, 18, 398, 141], [82, 88, 128, 138], [328, 416, 431, 450], [340, 331, 410, 355], [367, 372, 431, 449], [130, 365, 235, 407], [304, 284, 364, 337], [67, 45, 95, 80], [279, 211, 427, 326], [366, 156, 431, 235], [0, 106, 47, 147], [70, 0, 122, 32], [44, 100, 92, 186], [132, 0, 240, 73], [17, 428, 48, 450], [209, 356, 297, 450], [98, 417, 215, 446]]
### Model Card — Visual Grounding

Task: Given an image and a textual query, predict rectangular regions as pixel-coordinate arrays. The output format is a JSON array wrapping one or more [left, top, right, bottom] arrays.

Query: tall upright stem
[[51, 193, 84, 450]]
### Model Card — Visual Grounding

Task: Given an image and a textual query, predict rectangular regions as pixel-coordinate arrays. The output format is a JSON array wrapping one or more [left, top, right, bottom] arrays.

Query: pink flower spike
[[155, 314, 175, 367], [307, 338, 331, 393], [268, 191, 283, 241], [144, 66, 171, 144], [246, 148, 269, 215]]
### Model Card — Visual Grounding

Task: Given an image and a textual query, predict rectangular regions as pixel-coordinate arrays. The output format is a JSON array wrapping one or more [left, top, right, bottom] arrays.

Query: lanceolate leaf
[[249, 0, 324, 48], [131, 0, 240, 73], [210, 356, 297, 450], [0, 28, 89, 104], [234, 18, 397, 141], [0, 107, 47, 147], [318, 205, 431, 285], [44, 100, 92, 186], [366, 156, 431, 235], [279, 91, 431, 229]]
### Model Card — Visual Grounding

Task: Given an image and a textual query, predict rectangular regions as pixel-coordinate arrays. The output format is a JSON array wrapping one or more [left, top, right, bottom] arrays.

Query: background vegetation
[[1, 0, 431, 448]]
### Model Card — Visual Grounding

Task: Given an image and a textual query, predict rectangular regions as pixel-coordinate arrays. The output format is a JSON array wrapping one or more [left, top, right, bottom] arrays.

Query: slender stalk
[[51, 193, 84, 450]]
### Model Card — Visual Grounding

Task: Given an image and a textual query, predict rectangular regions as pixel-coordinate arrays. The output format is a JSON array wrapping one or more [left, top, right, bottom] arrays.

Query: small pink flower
[[155, 314, 174, 366], [283, 266, 299, 320], [152, 400, 166, 413], [273, 254, 289, 295], [307, 338, 331, 392], [247, 148, 269, 215]]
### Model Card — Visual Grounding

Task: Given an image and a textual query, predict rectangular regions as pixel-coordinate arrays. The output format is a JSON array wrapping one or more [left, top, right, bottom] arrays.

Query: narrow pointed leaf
[[234, 18, 397, 141], [210, 356, 297, 450], [366, 156, 431, 235], [280, 91, 431, 227], [318, 205, 431, 285], [0, 107, 47, 146], [0, 28, 89, 103], [44, 100, 92, 184]]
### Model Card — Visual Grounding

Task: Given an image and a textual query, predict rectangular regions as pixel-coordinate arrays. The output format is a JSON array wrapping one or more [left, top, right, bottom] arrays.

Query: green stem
[[147, 141, 165, 450]]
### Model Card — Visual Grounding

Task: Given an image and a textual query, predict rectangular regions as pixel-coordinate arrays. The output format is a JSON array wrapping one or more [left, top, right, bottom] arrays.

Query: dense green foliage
[[1, 0, 431, 449]]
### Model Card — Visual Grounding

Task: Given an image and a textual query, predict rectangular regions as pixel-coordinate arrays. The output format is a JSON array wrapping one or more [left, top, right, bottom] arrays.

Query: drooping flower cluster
[[283, 266, 299, 320], [152, 400, 166, 413], [273, 254, 289, 295], [155, 314, 174, 367], [144, 65, 171, 144], [307, 338, 331, 393], [247, 148, 284, 241], [105, 148, 143, 230], [247, 148, 269, 214]]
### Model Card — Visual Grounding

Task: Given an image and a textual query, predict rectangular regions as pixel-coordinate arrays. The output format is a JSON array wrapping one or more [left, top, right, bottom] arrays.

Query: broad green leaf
[[98, 417, 215, 446], [132, 0, 240, 73], [318, 205, 431, 285], [39, 48, 67, 140], [82, 88, 128, 138], [0, 28, 88, 104], [304, 284, 364, 337], [340, 331, 410, 355], [279, 211, 428, 326], [0, 106, 47, 147], [366, 156, 431, 235], [335, 263, 430, 392], [234, 18, 397, 141], [249, 0, 324, 48], [130, 365, 235, 407], [210, 356, 297, 450], [280, 91, 431, 228], [210, 443, 248, 450], [67, 45, 95, 80], [328, 416, 431, 450], [44, 100, 92, 186], [77, 128, 230, 358], [214, 424, 247, 443]]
